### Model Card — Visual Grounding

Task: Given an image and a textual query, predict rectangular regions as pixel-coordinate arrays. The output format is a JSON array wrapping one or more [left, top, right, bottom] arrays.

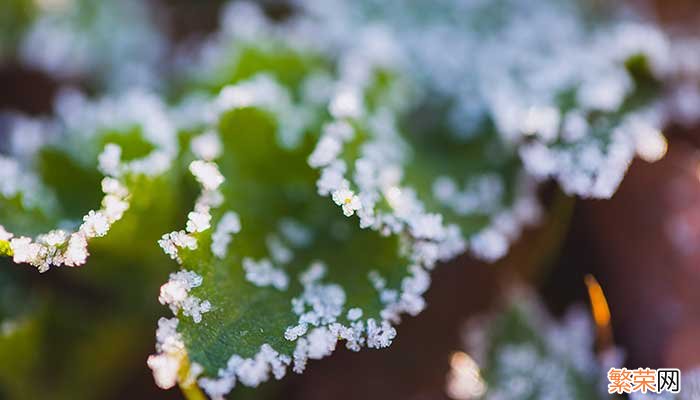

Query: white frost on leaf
[[5, 172, 132, 271], [459, 288, 614, 400], [198, 343, 292, 399], [1, 88, 180, 272]]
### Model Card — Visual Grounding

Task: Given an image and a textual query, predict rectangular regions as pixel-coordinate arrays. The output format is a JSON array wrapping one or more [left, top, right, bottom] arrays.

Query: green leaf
[[308, 67, 540, 265], [463, 289, 605, 400], [155, 105, 418, 397], [0, 90, 181, 273]]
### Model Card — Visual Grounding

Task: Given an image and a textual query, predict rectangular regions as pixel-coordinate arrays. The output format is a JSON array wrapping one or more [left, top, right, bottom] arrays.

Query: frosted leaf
[[0, 87, 181, 272], [458, 287, 611, 399], [292, 0, 674, 200], [151, 99, 424, 397], [3, 164, 130, 271], [140, 3, 695, 394]]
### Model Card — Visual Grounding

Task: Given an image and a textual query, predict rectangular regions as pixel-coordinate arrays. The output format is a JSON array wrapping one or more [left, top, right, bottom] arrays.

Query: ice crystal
[[147, 318, 187, 389], [189, 161, 225, 192], [197, 343, 292, 399], [159, 231, 197, 262], [159, 271, 211, 323], [331, 188, 362, 217], [210, 211, 241, 259], [190, 131, 223, 161], [186, 211, 212, 234], [347, 307, 362, 321], [241, 258, 289, 290], [0, 226, 13, 242]]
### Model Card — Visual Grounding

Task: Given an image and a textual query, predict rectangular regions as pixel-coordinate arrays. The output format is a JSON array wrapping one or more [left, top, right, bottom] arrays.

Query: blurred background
[[1, 0, 700, 399]]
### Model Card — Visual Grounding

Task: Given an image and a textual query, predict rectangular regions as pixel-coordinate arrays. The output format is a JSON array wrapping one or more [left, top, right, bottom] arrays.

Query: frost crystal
[[198, 343, 292, 398], [284, 324, 309, 341], [211, 211, 241, 259], [190, 160, 225, 191], [186, 211, 212, 233], [159, 270, 211, 323], [80, 211, 110, 238], [159, 231, 197, 262], [191, 131, 223, 161], [366, 318, 397, 349], [148, 318, 187, 390], [329, 86, 363, 119], [98, 144, 122, 177], [10, 238, 43, 268], [0, 226, 13, 242], [266, 235, 293, 264], [459, 289, 612, 400], [305, 327, 338, 359], [64, 234, 89, 267], [308, 136, 342, 168], [242, 258, 289, 290], [470, 228, 509, 262], [317, 161, 347, 196], [347, 308, 363, 321], [4, 166, 132, 271], [147, 352, 181, 390], [278, 218, 313, 247], [332, 188, 362, 217]]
